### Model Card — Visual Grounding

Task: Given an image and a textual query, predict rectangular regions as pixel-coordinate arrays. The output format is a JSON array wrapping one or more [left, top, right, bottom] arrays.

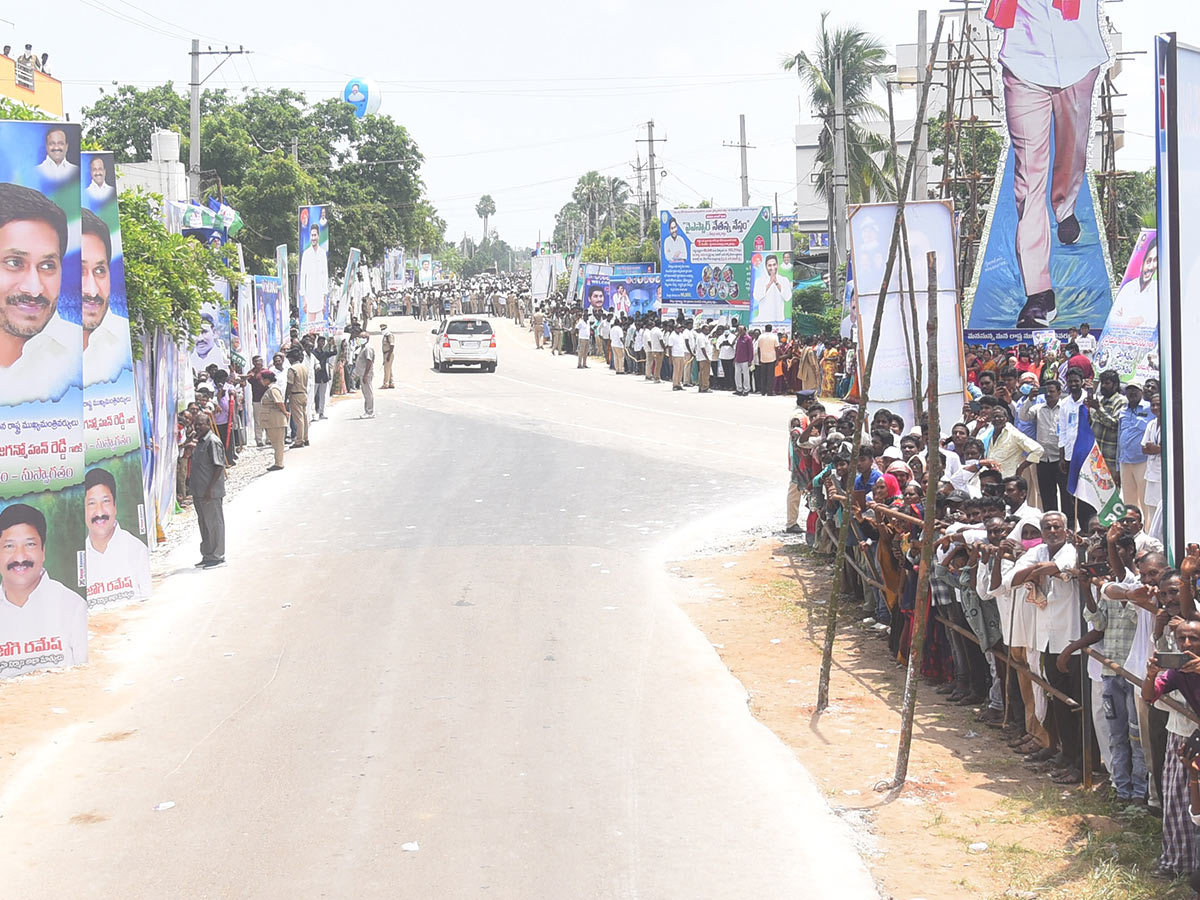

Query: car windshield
[[447, 321, 493, 336]]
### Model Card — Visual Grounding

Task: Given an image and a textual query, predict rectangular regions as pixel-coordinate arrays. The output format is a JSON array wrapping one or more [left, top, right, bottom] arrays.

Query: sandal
[[1051, 768, 1083, 785]]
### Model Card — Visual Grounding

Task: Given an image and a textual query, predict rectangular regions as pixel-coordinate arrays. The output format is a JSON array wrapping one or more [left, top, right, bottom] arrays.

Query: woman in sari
[[819, 345, 839, 397], [331, 337, 347, 395]]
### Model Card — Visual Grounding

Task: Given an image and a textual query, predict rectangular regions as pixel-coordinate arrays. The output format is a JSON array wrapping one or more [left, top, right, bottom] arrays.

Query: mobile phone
[[1157, 651, 1191, 670], [1080, 560, 1111, 577], [968, 401, 982, 414]]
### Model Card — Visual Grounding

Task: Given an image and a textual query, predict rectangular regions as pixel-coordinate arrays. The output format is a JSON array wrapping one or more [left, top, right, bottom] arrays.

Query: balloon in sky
[[342, 78, 381, 118]]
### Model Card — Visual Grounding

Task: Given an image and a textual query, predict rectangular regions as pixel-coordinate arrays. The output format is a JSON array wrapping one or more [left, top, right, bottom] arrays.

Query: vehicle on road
[[432, 316, 498, 372]]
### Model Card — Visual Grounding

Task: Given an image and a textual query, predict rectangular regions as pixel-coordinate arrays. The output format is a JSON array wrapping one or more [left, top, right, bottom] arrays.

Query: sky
[[5, 0, 1193, 252]]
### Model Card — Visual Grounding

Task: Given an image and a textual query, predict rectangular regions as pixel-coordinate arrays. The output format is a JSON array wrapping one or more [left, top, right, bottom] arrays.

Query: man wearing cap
[[0, 503, 88, 678], [380, 324, 395, 389], [259, 370, 288, 471], [1115, 382, 1150, 512], [83, 467, 151, 606]]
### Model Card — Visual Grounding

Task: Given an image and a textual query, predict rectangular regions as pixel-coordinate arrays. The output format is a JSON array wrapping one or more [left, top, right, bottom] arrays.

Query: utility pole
[[637, 121, 665, 237], [632, 152, 646, 237], [188, 39, 253, 201], [723, 114, 755, 207], [831, 57, 849, 302]]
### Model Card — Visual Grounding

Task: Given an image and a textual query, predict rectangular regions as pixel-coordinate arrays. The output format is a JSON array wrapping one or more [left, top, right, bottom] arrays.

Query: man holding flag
[[1067, 403, 1125, 527]]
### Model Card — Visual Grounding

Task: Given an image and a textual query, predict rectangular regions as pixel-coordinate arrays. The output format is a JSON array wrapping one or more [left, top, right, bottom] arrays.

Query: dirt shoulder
[[672, 538, 1187, 900]]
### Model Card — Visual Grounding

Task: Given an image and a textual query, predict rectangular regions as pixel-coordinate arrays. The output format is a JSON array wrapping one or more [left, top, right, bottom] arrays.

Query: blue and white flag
[[1068, 406, 1126, 526]]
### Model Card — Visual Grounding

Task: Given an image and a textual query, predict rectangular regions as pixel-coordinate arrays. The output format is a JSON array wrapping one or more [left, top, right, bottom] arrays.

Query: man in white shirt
[[645, 320, 665, 383], [609, 319, 625, 374], [599, 315, 612, 367], [1012, 512, 1082, 781], [80, 209, 133, 387], [299, 224, 329, 325], [1074, 322, 1098, 358], [83, 467, 151, 607], [988, 0, 1109, 328], [0, 183, 81, 405], [1018, 380, 1071, 515], [753, 254, 788, 323], [34, 127, 79, 183], [663, 217, 688, 263], [84, 156, 114, 204], [0, 503, 88, 678], [575, 315, 591, 369], [668, 323, 688, 390], [694, 324, 714, 392]]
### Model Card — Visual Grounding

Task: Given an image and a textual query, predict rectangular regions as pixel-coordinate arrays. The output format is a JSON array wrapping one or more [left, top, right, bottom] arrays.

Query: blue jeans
[[1103, 674, 1148, 800]]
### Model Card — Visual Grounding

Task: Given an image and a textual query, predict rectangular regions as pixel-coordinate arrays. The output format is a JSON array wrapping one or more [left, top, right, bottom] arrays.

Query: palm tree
[[572, 171, 608, 242], [475, 194, 496, 244], [783, 14, 894, 204], [604, 176, 632, 233]]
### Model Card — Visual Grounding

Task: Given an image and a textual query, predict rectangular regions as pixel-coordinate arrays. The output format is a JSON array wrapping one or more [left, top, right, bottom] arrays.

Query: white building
[[117, 130, 188, 204]]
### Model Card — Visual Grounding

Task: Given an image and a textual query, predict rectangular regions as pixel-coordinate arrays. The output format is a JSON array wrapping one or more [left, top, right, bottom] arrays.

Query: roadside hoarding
[[79, 150, 151, 609], [659, 207, 770, 310], [0, 120, 89, 677], [963, 0, 1114, 344], [1095, 229, 1157, 384], [297, 205, 329, 333]]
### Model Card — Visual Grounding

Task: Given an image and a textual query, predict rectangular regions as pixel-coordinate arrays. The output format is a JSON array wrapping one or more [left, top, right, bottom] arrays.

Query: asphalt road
[[0, 314, 877, 899]]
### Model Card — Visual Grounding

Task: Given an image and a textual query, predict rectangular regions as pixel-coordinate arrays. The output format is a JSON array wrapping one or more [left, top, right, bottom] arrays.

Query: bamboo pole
[[884, 251, 942, 790], [816, 15, 946, 712]]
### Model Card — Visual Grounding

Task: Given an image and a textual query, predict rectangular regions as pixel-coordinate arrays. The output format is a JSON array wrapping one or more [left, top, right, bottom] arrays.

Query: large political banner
[[79, 151, 151, 609], [749, 250, 794, 326], [609, 272, 660, 316], [0, 120, 89, 678], [254, 276, 283, 360], [1094, 229, 1157, 384], [963, 0, 1114, 343], [297, 205, 329, 333], [417, 253, 433, 286], [581, 263, 613, 312], [659, 207, 770, 308]]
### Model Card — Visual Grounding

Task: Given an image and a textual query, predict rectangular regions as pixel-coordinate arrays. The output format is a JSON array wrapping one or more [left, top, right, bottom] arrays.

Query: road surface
[[0, 314, 877, 899]]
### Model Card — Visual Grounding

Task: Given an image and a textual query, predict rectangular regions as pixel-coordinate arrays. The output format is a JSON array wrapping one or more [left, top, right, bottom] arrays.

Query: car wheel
[[439, 360, 450, 373], [431, 352, 438, 370], [484, 363, 496, 373]]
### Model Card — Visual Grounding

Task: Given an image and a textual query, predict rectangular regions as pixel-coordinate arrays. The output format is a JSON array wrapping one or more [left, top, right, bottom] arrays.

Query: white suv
[[432, 317, 498, 372]]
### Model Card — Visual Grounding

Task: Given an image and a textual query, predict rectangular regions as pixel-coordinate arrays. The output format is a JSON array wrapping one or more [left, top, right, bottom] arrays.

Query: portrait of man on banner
[[298, 206, 329, 331], [966, 0, 1114, 335]]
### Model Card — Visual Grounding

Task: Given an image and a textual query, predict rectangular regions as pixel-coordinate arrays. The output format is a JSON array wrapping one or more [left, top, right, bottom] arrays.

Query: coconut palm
[[475, 194, 496, 244], [784, 14, 894, 203]]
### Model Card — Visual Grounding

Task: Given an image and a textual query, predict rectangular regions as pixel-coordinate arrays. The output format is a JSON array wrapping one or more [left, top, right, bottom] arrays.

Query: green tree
[[926, 110, 1005, 210], [1111, 168, 1156, 269], [0, 97, 49, 121], [475, 194, 496, 244], [81, 85, 445, 273], [580, 227, 657, 265], [783, 14, 893, 203], [118, 188, 237, 358], [81, 83, 192, 162]]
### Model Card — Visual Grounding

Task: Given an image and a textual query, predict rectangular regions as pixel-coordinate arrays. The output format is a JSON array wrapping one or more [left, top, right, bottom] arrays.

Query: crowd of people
[[176, 318, 380, 567], [522, 297, 854, 398], [786, 335, 1200, 886]]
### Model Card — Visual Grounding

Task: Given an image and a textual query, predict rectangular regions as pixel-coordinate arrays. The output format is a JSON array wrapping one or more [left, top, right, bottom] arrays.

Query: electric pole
[[189, 40, 253, 201], [632, 152, 646, 237], [723, 114, 755, 207], [832, 57, 849, 301], [637, 121, 665, 237]]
